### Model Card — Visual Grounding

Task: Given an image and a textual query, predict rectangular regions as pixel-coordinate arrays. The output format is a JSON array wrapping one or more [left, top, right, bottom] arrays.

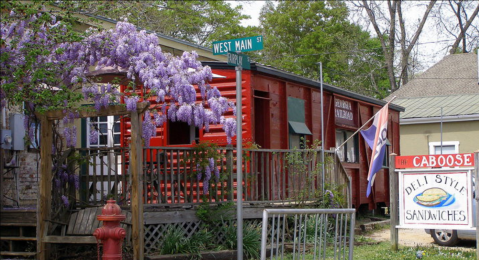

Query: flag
[[360, 104, 389, 197]]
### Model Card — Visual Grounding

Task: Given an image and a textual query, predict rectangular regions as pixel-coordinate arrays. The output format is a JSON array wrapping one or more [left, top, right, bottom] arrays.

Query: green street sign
[[227, 52, 250, 69], [212, 36, 263, 55]]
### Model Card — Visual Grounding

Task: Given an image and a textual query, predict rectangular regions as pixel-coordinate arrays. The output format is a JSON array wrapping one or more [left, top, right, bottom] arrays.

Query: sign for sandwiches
[[396, 153, 475, 229]]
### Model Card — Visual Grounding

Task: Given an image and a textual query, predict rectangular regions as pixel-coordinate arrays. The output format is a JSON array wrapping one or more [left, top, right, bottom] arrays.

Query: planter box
[[146, 250, 238, 260]]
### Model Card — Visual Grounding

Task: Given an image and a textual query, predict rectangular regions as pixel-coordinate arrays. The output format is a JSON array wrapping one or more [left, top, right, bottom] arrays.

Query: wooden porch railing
[[72, 147, 351, 208]]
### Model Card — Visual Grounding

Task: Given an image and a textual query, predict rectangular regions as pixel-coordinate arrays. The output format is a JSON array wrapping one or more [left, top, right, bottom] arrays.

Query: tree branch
[[449, 2, 479, 53]]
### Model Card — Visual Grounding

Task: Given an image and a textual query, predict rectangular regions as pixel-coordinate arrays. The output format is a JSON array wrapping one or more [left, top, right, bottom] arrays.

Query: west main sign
[[212, 36, 263, 55]]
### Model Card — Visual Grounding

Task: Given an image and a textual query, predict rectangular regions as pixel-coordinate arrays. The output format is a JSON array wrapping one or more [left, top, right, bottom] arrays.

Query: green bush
[[159, 226, 213, 257], [160, 226, 188, 255], [222, 221, 261, 260]]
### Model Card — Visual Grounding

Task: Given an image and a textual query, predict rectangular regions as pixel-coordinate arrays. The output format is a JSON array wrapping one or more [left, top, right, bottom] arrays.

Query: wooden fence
[[73, 146, 351, 208]]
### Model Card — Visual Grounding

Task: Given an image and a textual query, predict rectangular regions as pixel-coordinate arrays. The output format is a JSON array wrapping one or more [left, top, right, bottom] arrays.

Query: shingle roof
[[385, 53, 479, 121], [386, 53, 479, 99]]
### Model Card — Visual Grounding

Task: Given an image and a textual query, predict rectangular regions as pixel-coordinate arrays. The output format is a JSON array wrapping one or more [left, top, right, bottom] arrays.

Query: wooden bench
[[44, 207, 132, 245]]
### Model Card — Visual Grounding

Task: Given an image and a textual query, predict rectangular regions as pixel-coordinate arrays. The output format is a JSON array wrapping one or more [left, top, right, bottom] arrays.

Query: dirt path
[[364, 228, 477, 251], [365, 228, 435, 247]]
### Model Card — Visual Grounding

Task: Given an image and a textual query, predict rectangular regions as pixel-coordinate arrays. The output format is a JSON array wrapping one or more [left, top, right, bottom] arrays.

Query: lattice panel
[[143, 219, 265, 254]]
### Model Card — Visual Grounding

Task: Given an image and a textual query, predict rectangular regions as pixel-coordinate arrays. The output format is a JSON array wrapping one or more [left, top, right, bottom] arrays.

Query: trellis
[[36, 103, 148, 260], [143, 219, 276, 254]]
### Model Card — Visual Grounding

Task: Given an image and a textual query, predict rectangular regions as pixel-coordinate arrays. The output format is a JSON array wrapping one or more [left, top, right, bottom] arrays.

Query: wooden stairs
[[0, 209, 37, 258]]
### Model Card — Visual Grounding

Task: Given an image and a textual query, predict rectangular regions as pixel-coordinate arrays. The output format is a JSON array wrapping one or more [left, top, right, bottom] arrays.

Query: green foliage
[[159, 226, 214, 256], [222, 221, 261, 260], [353, 242, 476, 260], [255, 0, 389, 98], [159, 226, 189, 255], [191, 141, 224, 173], [319, 184, 346, 209], [242, 141, 261, 162], [81, 0, 257, 46], [285, 139, 323, 206], [195, 200, 234, 225]]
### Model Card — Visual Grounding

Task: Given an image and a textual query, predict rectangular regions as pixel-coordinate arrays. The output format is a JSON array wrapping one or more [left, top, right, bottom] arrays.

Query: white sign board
[[399, 169, 474, 229]]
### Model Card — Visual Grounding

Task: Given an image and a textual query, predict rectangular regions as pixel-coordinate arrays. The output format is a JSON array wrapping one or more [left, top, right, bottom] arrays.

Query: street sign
[[212, 36, 263, 55], [227, 52, 250, 69]]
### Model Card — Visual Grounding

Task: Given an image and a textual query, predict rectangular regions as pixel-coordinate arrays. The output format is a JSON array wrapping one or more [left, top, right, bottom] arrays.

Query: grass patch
[[354, 241, 476, 260]]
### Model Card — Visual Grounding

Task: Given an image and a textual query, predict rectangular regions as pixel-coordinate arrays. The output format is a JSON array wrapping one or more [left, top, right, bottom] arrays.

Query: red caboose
[[120, 62, 404, 210]]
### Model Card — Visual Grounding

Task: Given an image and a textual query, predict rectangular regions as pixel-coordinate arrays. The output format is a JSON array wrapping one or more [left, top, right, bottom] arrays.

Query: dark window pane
[[168, 121, 192, 145], [114, 134, 120, 145], [100, 123, 108, 133], [99, 135, 108, 145]]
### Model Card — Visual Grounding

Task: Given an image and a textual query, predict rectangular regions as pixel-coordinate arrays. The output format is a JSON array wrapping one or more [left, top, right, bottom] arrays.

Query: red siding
[[120, 67, 402, 210]]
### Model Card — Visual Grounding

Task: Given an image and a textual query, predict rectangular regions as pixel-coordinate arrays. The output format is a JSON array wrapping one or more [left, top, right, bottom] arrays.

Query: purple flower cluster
[[221, 117, 237, 144], [195, 157, 220, 194], [63, 125, 77, 147], [89, 128, 99, 144], [69, 174, 79, 190], [125, 96, 140, 111], [61, 195, 69, 207], [142, 111, 156, 147]]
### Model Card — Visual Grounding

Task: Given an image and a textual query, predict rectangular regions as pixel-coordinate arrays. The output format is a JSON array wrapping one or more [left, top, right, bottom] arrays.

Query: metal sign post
[[474, 151, 479, 258], [213, 36, 262, 260], [235, 63, 243, 260]]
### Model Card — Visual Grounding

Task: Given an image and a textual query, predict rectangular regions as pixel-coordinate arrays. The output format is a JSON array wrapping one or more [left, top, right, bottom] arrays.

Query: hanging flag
[[360, 104, 389, 197]]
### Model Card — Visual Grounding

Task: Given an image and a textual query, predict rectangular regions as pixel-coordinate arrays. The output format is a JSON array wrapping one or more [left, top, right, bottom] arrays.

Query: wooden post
[[389, 153, 398, 251], [474, 151, 478, 259], [130, 110, 144, 260], [0, 147, 4, 210], [226, 147, 234, 201], [37, 116, 53, 260]]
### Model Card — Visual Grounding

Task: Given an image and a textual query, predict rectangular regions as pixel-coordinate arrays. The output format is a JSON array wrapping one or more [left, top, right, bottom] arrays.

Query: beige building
[[386, 53, 479, 156]]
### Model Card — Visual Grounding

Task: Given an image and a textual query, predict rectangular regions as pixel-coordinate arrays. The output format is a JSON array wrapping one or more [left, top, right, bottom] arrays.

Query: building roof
[[394, 94, 479, 124], [204, 61, 405, 112], [386, 53, 478, 99], [385, 53, 479, 122]]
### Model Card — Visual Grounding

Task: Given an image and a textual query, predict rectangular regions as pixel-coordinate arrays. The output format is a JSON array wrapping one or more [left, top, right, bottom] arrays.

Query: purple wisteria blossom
[[203, 164, 212, 194], [221, 117, 237, 144], [61, 195, 69, 207], [142, 111, 156, 147], [2, 11, 240, 207], [125, 96, 140, 111], [63, 125, 77, 147], [89, 128, 99, 144]]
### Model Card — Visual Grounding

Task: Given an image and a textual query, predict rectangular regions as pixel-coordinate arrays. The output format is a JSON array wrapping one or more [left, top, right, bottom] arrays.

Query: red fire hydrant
[[93, 200, 126, 260]]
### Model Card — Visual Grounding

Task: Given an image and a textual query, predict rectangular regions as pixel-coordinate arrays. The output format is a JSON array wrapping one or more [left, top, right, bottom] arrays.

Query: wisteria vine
[[1, 5, 237, 203]]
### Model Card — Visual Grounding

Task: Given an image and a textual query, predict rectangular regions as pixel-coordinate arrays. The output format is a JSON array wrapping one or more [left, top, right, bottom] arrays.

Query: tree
[[1, 1, 236, 206], [432, 0, 479, 54], [351, 0, 437, 92], [254, 0, 389, 98], [81, 0, 258, 47]]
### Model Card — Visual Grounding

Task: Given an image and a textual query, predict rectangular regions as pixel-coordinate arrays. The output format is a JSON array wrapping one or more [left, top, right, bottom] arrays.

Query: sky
[[228, 1, 267, 27]]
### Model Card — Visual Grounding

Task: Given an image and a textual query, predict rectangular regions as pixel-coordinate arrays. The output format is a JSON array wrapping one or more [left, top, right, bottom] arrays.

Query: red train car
[[121, 62, 404, 210]]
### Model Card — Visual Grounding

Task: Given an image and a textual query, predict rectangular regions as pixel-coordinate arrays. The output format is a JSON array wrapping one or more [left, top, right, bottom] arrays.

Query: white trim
[[429, 141, 459, 155]]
